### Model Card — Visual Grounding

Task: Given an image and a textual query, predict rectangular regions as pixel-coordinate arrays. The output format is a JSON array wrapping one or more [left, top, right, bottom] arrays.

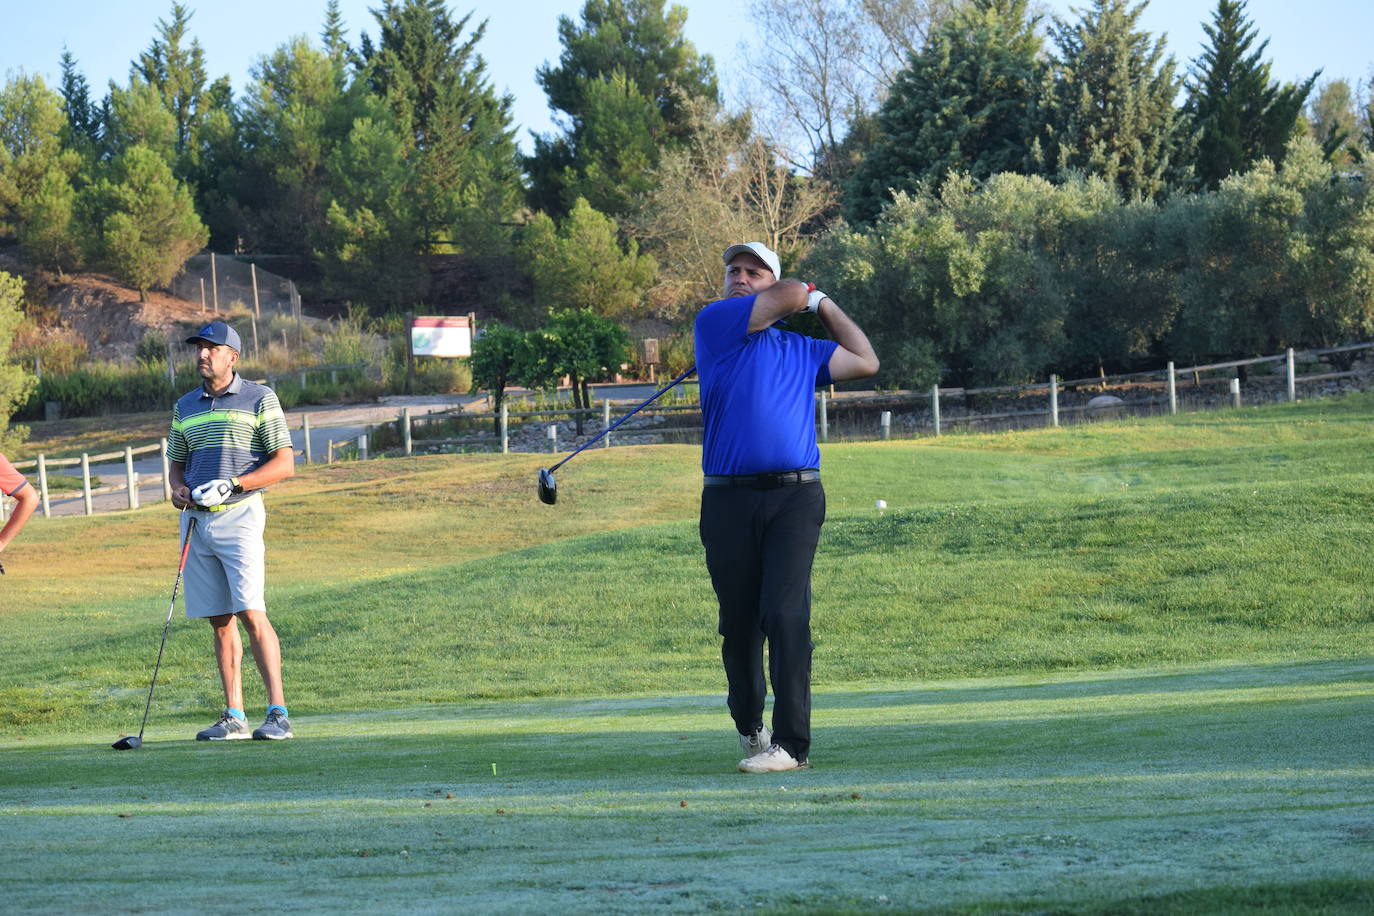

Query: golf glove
[[191, 478, 234, 507], [803, 283, 827, 313]]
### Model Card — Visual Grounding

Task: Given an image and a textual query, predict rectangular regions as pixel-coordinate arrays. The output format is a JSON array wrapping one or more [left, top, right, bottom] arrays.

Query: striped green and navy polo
[[166, 374, 292, 505]]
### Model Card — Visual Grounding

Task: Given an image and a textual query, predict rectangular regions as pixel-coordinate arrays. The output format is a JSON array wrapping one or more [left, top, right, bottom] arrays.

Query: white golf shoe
[[739, 743, 807, 773], [739, 725, 771, 758]]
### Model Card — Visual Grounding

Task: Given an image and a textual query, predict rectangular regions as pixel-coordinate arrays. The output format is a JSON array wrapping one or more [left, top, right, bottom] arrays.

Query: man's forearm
[[238, 447, 295, 491], [818, 298, 879, 380], [0, 488, 38, 550]]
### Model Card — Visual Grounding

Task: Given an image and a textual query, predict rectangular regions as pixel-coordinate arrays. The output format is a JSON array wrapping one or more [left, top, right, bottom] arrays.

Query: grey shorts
[[178, 495, 267, 618]]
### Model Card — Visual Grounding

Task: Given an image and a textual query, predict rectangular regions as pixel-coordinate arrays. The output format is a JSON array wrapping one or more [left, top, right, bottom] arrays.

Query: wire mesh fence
[[169, 253, 302, 321]]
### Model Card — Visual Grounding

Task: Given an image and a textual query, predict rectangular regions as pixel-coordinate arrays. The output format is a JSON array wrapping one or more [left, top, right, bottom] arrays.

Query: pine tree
[[845, 0, 1044, 224], [0, 271, 38, 451], [133, 3, 210, 163], [321, 0, 351, 64], [527, 0, 719, 218], [1036, 0, 1191, 200], [1184, 0, 1317, 189], [0, 73, 82, 271], [58, 49, 99, 148], [83, 144, 208, 299], [360, 0, 523, 252], [1306, 79, 1358, 167]]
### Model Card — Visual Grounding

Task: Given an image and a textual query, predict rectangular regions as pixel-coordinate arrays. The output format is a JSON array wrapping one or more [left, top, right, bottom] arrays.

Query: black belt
[[703, 469, 820, 488]]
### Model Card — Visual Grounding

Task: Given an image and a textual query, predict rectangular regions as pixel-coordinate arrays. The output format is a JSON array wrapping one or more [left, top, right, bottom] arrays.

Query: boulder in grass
[[1086, 394, 1125, 418]]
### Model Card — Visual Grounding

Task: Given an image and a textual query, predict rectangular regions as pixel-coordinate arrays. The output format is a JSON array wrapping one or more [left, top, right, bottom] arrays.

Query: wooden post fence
[[124, 446, 139, 510]]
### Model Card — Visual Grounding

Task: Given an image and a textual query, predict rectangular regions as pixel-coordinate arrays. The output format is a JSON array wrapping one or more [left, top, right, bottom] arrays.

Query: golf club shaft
[[548, 366, 696, 473], [136, 514, 196, 741]]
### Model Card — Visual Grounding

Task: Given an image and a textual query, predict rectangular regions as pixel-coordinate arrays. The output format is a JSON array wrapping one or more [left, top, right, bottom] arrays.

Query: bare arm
[[238, 446, 295, 491], [0, 484, 38, 552], [746, 279, 811, 333], [817, 297, 880, 381], [170, 459, 192, 508], [171, 447, 294, 509], [744, 279, 879, 380]]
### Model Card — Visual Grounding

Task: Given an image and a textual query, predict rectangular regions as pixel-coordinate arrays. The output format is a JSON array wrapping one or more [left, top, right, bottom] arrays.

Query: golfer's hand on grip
[[191, 478, 234, 507]]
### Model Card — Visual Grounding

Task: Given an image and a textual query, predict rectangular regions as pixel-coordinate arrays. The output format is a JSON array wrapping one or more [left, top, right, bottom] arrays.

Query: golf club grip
[[549, 366, 696, 473]]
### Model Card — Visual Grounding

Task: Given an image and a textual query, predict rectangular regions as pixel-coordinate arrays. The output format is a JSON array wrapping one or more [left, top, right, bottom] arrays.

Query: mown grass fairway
[[3, 395, 1373, 913]]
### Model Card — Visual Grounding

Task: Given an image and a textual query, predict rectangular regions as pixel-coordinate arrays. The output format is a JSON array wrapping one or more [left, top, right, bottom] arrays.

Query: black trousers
[[699, 480, 825, 762]]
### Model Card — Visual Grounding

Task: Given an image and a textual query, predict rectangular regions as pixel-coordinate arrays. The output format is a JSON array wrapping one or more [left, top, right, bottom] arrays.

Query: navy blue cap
[[186, 321, 242, 352]]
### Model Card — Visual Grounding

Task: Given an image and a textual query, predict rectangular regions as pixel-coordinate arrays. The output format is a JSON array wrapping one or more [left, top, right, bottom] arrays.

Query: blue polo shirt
[[694, 294, 838, 475], [166, 374, 292, 505]]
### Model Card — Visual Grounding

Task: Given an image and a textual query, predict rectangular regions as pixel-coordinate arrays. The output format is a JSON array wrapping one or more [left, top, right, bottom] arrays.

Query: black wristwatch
[[230, 477, 244, 494]]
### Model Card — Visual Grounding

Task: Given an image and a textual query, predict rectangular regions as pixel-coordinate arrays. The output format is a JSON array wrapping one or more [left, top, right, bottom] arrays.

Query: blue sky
[[2, 0, 1370, 154]]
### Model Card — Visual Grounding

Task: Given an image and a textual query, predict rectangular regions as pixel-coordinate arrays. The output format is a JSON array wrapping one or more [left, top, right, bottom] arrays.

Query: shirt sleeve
[[165, 403, 188, 463], [0, 453, 29, 497], [693, 296, 754, 368], [254, 390, 292, 453]]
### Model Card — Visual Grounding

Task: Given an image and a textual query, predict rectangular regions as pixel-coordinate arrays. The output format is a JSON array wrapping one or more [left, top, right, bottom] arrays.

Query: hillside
[[1, 250, 213, 361]]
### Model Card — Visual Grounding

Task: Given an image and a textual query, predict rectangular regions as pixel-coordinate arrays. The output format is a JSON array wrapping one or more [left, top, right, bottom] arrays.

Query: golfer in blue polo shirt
[[166, 320, 297, 741], [695, 242, 879, 773]]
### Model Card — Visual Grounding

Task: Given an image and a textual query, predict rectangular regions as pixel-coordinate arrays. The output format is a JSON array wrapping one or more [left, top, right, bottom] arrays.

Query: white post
[[358, 434, 368, 462], [603, 400, 612, 448], [500, 402, 508, 454], [1230, 377, 1241, 408], [932, 385, 941, 437], [125, 446, 139, 510], [547, 424, 558, 453], [1286, 348, 1296, 402], [210, 252, 219, 313], [160, 438, 172, 502], [1167, 361, 1177, 415], [880, 410, 891, 440], [302, 415, 313, 463], [1049, 374, 1060, 428], [81, 453, 93, 516], [817, 390, 829, 442], [402, 407, 413, 456], [326, 440, 335, 464], [37, 454, 50, 518]]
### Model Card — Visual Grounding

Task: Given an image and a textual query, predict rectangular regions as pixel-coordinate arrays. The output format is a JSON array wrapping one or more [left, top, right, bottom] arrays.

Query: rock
[[1086, 395, 1125, 418]]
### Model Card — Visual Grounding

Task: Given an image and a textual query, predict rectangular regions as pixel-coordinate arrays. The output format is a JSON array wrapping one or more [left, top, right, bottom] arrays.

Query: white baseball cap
[[722, 242, 780, 279]]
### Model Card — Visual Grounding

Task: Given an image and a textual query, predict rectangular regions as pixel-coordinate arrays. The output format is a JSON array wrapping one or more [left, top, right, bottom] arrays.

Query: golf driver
[[112, 514, 197, 750], [538, 365, 696, 505]]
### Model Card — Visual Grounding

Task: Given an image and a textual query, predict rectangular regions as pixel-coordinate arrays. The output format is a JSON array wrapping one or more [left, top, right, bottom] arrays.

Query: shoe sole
[[738, 759, 811, 773], [196, 732, 250, 741], [252, 731, 293, 740]]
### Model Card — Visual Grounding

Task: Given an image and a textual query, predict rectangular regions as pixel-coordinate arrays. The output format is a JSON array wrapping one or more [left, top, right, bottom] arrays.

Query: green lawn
[[2, 394, 1372, 912]]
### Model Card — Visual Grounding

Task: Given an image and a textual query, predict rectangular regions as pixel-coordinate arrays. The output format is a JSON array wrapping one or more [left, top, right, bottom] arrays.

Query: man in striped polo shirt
[[167, 320, 296, 741]]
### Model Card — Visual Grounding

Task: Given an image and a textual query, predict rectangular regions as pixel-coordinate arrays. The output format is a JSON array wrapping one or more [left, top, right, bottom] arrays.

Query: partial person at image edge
[[0, 451, 40, 572], [166, 320, 297, 742], [695, 242, 880, 774]]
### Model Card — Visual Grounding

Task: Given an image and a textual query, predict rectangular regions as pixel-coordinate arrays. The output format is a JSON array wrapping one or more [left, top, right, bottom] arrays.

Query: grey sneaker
[[739, 725, 771, 757], [196, 712, 250, 741], [252, 710, 293, 740], [739, 743, 809, 773]]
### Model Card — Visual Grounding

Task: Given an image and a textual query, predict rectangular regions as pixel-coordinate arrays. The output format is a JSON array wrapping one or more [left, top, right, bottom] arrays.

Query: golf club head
[[538, 467, 557, 505], [112, 735, 141, 750]]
